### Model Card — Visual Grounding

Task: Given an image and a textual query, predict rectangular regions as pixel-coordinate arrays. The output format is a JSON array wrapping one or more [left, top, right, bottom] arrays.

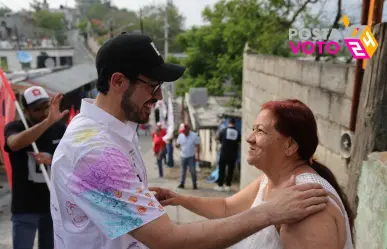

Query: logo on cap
[[150, 42, 161, 56], [32, 89, 41, 96]]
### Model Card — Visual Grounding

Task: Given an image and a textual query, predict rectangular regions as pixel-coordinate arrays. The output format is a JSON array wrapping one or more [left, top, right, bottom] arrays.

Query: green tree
[[81, 2, 185, 54], [138, 2, 185, 53], [0, 7, 11, 16], [32, 10, 66, 45], [30, 0, 42, 12], [77, 18, 88, 33], [175, 0, 320, 101], [75, 0, 99, 16], [33, 10, 64, 30], [87, 3, 110, 20]]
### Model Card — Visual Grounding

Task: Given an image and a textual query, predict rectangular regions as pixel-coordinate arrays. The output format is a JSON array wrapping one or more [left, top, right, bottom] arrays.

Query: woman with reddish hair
[[151, 99, 354, 249]]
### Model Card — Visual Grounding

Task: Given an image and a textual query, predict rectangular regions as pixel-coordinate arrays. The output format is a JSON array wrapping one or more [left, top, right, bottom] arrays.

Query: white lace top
[[231, 173, 354, 249]]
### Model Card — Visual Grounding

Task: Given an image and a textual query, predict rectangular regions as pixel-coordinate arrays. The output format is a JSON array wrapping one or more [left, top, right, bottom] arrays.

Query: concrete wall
[[0, 48, 74, 72], [355, 152, 387, 249], [87, 37, 100, 55], [241, 53, 354, 189], [199, 129, 217, 165]]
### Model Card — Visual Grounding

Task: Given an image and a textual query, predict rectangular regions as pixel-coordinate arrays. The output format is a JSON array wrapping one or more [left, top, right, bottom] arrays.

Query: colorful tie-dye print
[[67, 146, 164, 240], [72, 128, 99, 144], [50, 98, 165, 249]]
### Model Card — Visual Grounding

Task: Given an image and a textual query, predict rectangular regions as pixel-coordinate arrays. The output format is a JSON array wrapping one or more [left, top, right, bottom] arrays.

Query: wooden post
[[181, 95, 185, 124], [346, 23, 387, 214]]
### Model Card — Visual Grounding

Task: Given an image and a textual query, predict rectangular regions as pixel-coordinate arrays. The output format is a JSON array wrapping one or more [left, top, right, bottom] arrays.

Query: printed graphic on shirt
[[52, 139, 61, 144], [68, 147, 165, 239], [226, 129, 238, 141], [65, 201, 88, 228], [27, 151, 51, 183], [127, 242, 141, 249], [72, 128, 102, 145]]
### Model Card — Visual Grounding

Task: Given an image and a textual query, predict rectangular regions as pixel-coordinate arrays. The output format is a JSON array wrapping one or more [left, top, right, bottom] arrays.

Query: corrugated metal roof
[[23, 64, 97, 94]]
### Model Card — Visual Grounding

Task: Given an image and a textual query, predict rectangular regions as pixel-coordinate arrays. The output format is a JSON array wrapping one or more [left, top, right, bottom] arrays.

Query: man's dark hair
[[97, 70, 137, 95], [229, 118, 236, 125], [96, 71, 110, 95]]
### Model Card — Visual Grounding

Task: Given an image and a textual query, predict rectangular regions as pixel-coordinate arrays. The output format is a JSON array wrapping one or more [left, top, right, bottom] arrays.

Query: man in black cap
[[50, 33, 328, 249], [4, 86, 67, 249]]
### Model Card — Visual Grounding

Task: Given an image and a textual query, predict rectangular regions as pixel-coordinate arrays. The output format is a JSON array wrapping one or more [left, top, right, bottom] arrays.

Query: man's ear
[[284, 137, 298, 156], [110, 73, 127, 92]]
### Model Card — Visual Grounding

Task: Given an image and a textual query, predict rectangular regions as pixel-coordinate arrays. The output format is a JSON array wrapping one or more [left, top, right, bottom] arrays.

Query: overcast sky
[[4, 0, 386, 28], [3, 0, 220, 28]]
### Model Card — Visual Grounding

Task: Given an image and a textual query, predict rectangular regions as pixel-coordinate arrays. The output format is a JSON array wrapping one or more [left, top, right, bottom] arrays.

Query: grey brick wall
[[241, 53, 354, 190]]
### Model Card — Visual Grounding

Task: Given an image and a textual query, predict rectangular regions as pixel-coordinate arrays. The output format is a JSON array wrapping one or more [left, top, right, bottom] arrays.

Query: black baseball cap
[[96, 32, 186, 82]]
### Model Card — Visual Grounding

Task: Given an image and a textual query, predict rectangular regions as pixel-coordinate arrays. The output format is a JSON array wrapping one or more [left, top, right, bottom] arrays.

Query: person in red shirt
[[152, 122, 166, 137], [152, 122, 167, 165], [153, 126, 166, 177]]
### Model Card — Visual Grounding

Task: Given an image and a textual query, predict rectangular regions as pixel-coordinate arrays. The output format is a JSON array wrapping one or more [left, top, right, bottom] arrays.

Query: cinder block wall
[[241, 53, 354, 190], [355, 152, 387, 249]]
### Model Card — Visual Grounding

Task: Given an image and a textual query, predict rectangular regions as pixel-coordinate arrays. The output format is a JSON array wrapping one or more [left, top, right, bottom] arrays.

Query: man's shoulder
[[54, 137, 126, 166], [58, 117, 110, 150], [5, 119, 23, 130], [51, 120, 67, 133]]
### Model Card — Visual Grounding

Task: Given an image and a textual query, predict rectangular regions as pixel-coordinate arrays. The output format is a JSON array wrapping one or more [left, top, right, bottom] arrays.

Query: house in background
[[184, 88, 241, 167], [11, 64, 97, 122], [0, 9, 74, 73]]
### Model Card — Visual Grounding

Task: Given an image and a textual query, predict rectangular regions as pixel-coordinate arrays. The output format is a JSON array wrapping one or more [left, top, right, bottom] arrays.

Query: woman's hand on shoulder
[[149, 187, 182, 206]]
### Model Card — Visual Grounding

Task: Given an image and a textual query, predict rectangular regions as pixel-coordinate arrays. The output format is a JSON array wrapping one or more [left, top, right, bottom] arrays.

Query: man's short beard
[[121, 87, 149, 124]]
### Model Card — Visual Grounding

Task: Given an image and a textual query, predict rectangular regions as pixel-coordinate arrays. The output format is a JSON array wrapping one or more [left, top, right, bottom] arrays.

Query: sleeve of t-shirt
[[4, 121, 24, 153], [176, 134, 182, 145], [194, 133, 200, 145], [67, 146, 166, 240], [51, 121, 67, 152], [57, 121, 67, 136]]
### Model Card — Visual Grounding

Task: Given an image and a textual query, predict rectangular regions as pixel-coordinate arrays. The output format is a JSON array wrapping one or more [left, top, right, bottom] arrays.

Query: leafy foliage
[[32, 10, 65, 30], [139, 2, 185, 53], [75, 0, 185, 54], [32, 10, 66, 45], [174, 0, 320, 100], [0, 7, 11, 16]]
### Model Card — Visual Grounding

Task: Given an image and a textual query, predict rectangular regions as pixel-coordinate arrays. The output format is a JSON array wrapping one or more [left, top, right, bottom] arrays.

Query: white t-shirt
[[50, 99, 165, 249], [176, 132, 200, 158]]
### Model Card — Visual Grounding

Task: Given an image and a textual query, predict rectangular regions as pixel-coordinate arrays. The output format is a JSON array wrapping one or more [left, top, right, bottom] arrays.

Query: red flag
[[0, 69, 16, 188], [67, 105, 75, 125]]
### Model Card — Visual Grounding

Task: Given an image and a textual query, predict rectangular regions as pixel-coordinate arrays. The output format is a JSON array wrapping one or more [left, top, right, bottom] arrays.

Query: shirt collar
[[79, 98, 137, 142]]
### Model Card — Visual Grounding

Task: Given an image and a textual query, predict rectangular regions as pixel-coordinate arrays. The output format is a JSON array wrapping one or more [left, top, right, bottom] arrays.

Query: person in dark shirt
[[214, 118, 241, 192], [4, 86, 68, 249]]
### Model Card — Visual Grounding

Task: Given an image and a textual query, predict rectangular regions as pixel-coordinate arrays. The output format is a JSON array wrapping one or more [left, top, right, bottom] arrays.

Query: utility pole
[[349, 0, 370, 132], [14, 25, 20, 50], [164, 0, 170, 59], [109, 19, 114, 38], [346, 22, 387, 217], [140, 8, 144, 34]]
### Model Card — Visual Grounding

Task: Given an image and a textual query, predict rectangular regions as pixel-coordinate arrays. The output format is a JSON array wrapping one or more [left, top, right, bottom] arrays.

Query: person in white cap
[[4, 86, 68, 249]]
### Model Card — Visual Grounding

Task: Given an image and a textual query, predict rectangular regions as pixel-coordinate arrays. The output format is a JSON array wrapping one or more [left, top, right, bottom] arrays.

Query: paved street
[[68, 30, 95, 66]]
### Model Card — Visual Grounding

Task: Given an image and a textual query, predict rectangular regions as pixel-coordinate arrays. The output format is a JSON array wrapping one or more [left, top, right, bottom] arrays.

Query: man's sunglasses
[[136, 78, 163, 95]]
